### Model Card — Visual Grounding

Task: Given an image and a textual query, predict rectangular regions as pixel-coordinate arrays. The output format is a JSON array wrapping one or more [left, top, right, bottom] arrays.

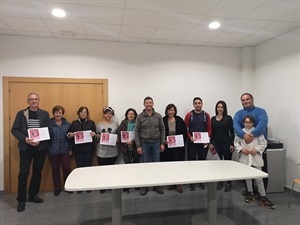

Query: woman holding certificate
[[68, 106, 96, 193], [96, 107, 119, 193], [118, 108, 139, 192], [162, 104, 187, 193]]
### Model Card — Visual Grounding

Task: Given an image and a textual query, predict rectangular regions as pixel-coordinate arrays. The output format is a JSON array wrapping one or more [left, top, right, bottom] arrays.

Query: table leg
[[191, 182, 234, 225], [112, 189, 122, 225], [207, 182, 217, 223]]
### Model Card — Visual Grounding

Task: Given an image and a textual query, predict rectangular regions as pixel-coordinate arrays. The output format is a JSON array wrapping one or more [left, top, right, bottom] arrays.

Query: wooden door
[[3, 77, 108, 193]]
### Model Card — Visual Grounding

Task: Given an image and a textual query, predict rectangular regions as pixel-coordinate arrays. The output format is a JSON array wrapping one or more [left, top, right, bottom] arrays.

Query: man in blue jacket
[[11, 93, 50, 212], [233, 93, 269, 194]]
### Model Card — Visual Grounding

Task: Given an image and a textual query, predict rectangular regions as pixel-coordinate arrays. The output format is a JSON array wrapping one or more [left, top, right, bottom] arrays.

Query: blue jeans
[[141, 141, 160, 162]]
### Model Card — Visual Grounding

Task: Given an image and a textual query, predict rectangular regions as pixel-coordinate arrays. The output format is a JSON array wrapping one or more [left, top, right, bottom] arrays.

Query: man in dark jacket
[[11, 93, 50, 212]]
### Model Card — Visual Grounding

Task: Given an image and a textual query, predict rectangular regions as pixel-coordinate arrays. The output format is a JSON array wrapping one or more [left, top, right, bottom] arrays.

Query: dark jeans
[[74, 151, 93, 168], [97, 156, 118, 166], [123, 148, 141, 164], [48, 153, 71, 191], [187, 141, 208, 161], [17, 148, 47, 203], [214, 142, 232, 160], [160, 146, 185, 162]]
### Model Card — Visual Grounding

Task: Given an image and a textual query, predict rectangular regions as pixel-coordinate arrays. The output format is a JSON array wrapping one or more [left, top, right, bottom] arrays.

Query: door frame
[[3, 76, 108, 193]]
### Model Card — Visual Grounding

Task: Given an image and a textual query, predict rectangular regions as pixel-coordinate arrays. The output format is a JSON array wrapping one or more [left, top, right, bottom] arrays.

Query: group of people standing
[[11, 92, 275, 212]]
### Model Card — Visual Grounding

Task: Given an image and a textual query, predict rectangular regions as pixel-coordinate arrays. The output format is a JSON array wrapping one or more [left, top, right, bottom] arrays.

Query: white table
[[65, 161, 267, 225]]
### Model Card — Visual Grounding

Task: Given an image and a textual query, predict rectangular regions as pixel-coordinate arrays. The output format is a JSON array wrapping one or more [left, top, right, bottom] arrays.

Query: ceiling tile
[[0, 19, 11, 30], [168, 0, 219, 15], [16, 30, 53, 37], [0, 1, 40, 18], [119, 36, 149, 43], [80, 5, 123, 24], [84, 23, 120, 36], [193, 16, 239, 31], [152, 28, 187, 40], [246, 0, 299, 20], [87, 35, 119, 41], [120, 26, 155, 38], [123, 9, 164, 27], [181, 30, 219, 42], [226, 19, 273, 33], [125, 0, 171, 12], [0, 29, 17, 35], [204, 42, 231, 47], [258, 21, 300, 36], [31, 0, 82, 21], [236, 33, 274, 45], [210, 32, 248, 43], [279, 10, 300, 23], [177, 40, 205, 46], [1, 16, 49, 32], [208, 1, 265, 18], [149, 39, 178, 45], [53, 32, 87, 39], [78, 0, 125, 8], [159, 13, 202, 29], [44, 20, 86, 34]]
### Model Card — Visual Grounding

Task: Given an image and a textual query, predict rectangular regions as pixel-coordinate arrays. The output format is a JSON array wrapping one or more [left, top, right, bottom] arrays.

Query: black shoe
[[100, 190, 106, 193], [199, 183, 206, 190], [140, 187, 148, 196], [168, 185, 175, 190], [17, 202, 25, 212], [190, 184, 195, 191], [153, 186, 164, 194], [217, 181, 224, 190], [54, 189, 61, 196], [242, 189, 249, 196], [28, 195, 43, 203], [77, 191, 82, 194], [65, 191, 74, 194], [123, 188, 129, 193], [135, 187, 140, 190], [86, 190, 92, 193], [224, 183, 232, 192]]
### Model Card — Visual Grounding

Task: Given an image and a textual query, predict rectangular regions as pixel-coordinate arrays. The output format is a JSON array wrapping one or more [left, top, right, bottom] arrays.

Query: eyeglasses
[[244, 121, 253, 124], [28, 98, 39, 101]]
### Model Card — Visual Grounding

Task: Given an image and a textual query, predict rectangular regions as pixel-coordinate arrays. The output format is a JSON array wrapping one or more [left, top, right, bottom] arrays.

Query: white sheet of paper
[[193, 132, 210, 143], [167, 135, 184, 148], [74, 130, 93, 144], [248, 155, 253, 166], [28, 127, 50, 142], [121, 131, 135, 143], [100, 133, 117, 146]]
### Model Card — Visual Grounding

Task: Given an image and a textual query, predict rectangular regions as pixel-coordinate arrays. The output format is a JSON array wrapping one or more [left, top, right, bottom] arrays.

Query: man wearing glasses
[[11, 93, 50, 212]]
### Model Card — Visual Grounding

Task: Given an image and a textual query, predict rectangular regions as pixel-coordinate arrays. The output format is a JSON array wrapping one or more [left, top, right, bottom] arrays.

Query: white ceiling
[[0, 0, 299, 48]]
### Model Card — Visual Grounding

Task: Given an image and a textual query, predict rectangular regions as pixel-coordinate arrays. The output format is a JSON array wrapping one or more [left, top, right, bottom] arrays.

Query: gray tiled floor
[[1, 181, 299, 225]]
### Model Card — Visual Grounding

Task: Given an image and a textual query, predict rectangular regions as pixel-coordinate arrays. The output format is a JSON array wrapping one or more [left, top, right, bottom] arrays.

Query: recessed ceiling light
[[52, 8, 66, 18], [209, 21, 220, 29]]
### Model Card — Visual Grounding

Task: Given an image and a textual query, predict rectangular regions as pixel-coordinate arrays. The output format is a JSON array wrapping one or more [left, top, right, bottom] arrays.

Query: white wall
[[0, 35, 244, 191], [255, 28, 300, 191], [1, 30, 299, 192]]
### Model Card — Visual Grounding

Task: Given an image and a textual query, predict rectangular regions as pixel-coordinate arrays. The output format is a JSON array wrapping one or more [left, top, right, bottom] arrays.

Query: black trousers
[[17, 148, 47, 203]]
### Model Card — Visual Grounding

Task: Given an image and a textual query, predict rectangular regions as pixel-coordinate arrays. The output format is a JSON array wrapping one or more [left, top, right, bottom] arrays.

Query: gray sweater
[[135, 109, 165, 147]]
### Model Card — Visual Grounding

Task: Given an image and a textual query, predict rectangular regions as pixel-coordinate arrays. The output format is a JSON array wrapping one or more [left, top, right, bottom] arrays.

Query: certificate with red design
[[121, 131, 135, 143], [193, 132, 210, 143], [167, 135, 184, 148], [28, 127, 50, 142], [74, 130, 93, 144], [100, 133, 117, 146]]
